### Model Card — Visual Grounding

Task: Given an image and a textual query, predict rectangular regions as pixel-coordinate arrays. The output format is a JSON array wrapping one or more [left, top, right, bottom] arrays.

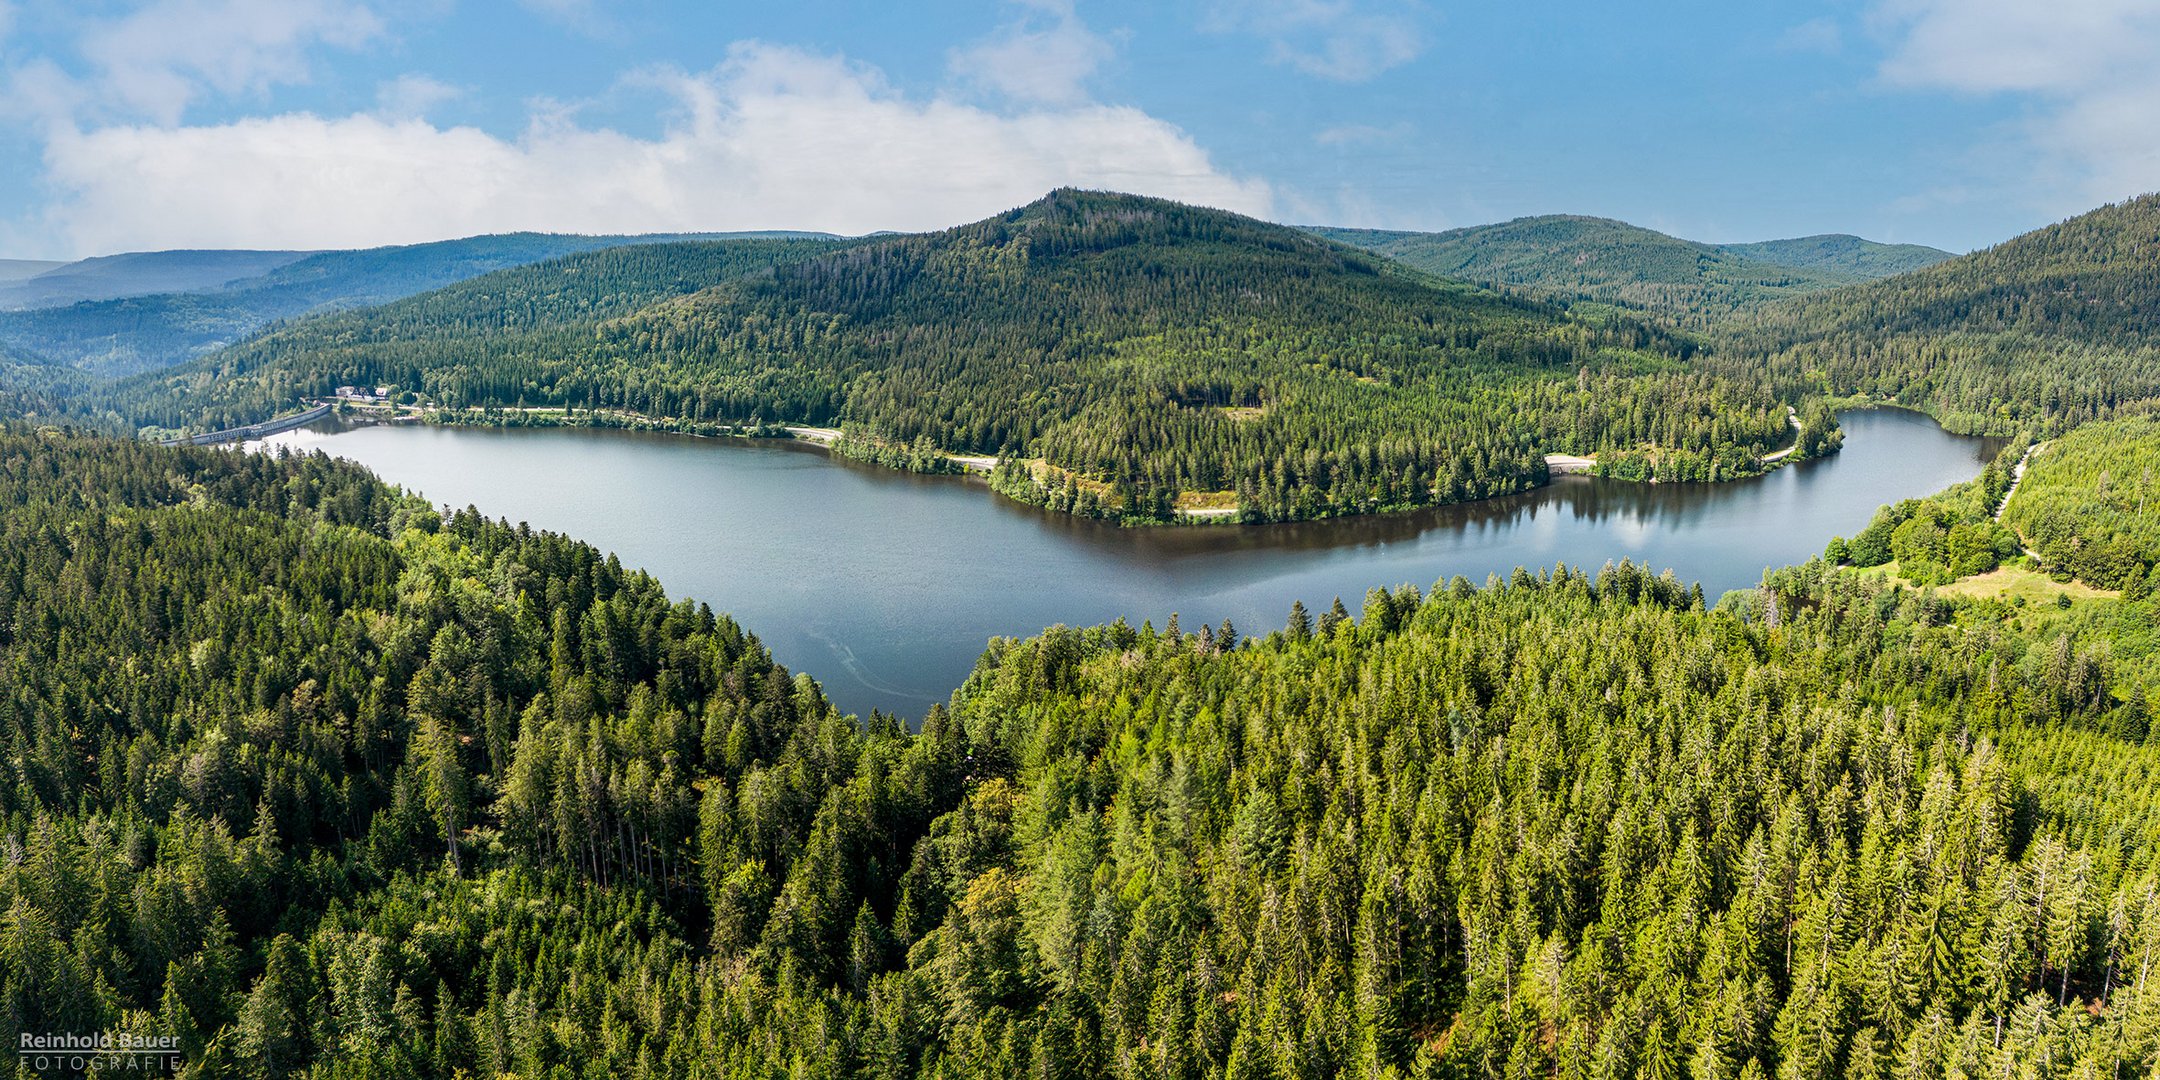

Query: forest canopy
[[2, 429, 2157, 1078]]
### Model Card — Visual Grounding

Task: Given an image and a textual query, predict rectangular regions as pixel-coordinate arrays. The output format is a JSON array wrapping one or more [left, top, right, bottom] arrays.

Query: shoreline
[[1545, 404, 1808, 477], [229, 398, 1844, 529]]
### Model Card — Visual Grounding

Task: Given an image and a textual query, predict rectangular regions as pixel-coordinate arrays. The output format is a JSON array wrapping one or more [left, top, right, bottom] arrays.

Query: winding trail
[[1760, 406, 1805, 463], [783, 425, 843, 445], [1996, 441, 2046, 523]]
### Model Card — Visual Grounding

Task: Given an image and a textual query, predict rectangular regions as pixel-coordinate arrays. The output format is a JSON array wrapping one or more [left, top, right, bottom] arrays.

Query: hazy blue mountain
[[0, 249, 311, 309], [0, 259, 65, 283], [0, 231, 839, 377]]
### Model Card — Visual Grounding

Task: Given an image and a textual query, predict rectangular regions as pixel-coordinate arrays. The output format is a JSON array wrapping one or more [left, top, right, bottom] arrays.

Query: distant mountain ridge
[[0, 230, 841, 378], [1719, 234, 1954, 279], [0, 258, 66, 283], [0, 249, 313, 309], [1308, 216, 1953, 322]]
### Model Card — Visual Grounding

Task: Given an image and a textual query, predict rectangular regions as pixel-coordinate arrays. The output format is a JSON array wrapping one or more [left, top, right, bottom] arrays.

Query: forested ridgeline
[[6, 430, 2160, 1077], [1308, 217, 1885, 325], [1716, 235, 1955, 280], [1325, 196, 2160, 447], [92, 190, 1822, 524], [2000, 415, 2160, 593], [1725, 194, 2160, 436]]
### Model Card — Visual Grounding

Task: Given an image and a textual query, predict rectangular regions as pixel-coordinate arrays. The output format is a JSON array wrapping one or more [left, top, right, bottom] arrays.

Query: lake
[[258, 409, 2002, 718]]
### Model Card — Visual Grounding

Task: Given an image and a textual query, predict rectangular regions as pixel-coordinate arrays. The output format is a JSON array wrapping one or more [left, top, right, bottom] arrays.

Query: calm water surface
[[259, 409, 2001, 717]]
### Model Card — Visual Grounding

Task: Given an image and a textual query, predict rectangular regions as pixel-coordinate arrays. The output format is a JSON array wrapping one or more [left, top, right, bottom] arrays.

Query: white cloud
[[1873, 0, 2160, 95], [78, 0, 382, 123], [374, 73, 461, 119], [1871, 0, 2160, 206], [2, 58, 88, 126], [950, 0, 1116, 106], [2042, 78, 2160, 208], [30, 43, 1272, 255], [1206, 0, 1426, 83]]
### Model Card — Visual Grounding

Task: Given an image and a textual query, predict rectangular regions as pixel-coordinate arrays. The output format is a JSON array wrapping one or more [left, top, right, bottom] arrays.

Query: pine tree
[[1286, 600, 1312, 642]]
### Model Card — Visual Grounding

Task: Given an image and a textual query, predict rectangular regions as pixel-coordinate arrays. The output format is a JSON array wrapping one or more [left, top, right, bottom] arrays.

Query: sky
[[2, 0, 2157, 259]]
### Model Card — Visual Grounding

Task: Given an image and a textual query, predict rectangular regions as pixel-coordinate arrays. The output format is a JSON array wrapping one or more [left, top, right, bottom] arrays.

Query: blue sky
[[2, 0, 2156, 258]]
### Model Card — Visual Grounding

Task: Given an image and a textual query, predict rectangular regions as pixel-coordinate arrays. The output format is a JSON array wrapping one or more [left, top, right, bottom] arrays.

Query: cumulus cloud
[[1871, 0, 2160, 206], [31, 43, 1272, 255], [1873, 0, 2160, 94], [78, 0, 381, 123], [949, 0, 1116, 106], [1205, 0, 1426, 82]]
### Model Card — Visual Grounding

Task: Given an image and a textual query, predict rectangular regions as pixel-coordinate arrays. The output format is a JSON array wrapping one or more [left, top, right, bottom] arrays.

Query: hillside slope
[[95, 235, 844, 428], [114, 190, 1820, 522], [2000, 415, 2160, 591], [1735, 194, 2160, 433], [0, 231, 828, 377]]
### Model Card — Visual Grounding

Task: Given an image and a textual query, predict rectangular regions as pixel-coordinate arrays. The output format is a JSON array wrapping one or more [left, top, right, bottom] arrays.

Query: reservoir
[[260, 408, 2002, 717]]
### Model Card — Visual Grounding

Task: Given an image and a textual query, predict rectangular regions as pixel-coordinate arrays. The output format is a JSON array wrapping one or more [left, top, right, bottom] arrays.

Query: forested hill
[[0, 231, 823, 378], [107, 189, 1820, 523], [1734, 194, 2160, 435], [1308, 216, 1946, 322], [6, 428, 2158, 1076], [1720, 233, 1955, 278], [87, 235, 845, 431]]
